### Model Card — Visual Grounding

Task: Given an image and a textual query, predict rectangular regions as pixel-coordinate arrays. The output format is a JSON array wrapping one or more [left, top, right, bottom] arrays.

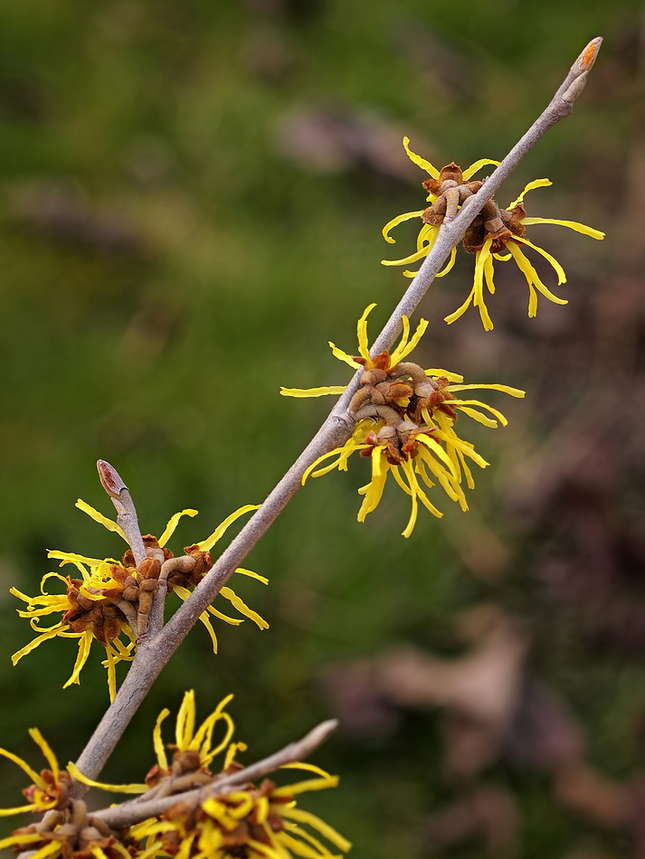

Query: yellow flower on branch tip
[[282, 305, 524, 537], [380, 138, 604, 329], [0, 728, 71, 817], [11, 501, 267, 700]]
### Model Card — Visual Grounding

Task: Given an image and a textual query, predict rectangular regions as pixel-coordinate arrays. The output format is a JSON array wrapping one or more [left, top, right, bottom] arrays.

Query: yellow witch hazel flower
[[11, 501, 268, 701], [282, 304, 524, 537], [0, 728, 71, 818], [69, 689, 245, 795], [382, 137, 604, 330]]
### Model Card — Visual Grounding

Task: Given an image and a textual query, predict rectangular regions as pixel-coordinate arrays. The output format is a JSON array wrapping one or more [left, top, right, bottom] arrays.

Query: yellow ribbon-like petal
[[159, 509, 199, 548], [462, 158, 500, 181], [390, 318, 429, 365], [176, 690, 197, 748], [447, 383, 524, 397], [67, 761, 147, 793], [63, 630, 93, 688], [280, 386, 347, 398], [356, 304, 376, 360], [75, 499, 127, 542], [402, 136, 440, 178], [220, 586, 269, 630], [199, 504, 260, 553], [153, 707, 170, 771], [328, 342, 361, 369], [507, 177, 552, 209], [435, 246, 457, 278], [29, 728, 59, 782], [271, 776, 339, 797], [381, 209, 425, 244], [235, 568, 269, 584], [521, 216, 605, 240], [280, 807, 352, 852]]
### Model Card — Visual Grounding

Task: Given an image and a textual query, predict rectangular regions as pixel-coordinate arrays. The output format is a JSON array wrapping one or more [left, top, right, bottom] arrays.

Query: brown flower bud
[[137, 557, 162, 581]]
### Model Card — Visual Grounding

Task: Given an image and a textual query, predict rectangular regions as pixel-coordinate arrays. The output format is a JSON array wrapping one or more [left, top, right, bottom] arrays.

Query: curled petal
[[48, 550, 104, 576], [381, 244, 431, 267], [444, 288, 475, 327], [446, 239, 493, 330], [435, 246, 457, 278], [507, 242, 568, 314], [417, 223, 436, 251], [381, 209, 425, 244], [159, 509, 199, 548], [281, 807, 352, 853], [303, 444, 369, 482], [507, 177, 552, 208], [462, 158, 500, 181], [199, 504, 260, 553], [402, 136, 439, 178], [63, 630, 93, 688], [390, 318, 429, 365]]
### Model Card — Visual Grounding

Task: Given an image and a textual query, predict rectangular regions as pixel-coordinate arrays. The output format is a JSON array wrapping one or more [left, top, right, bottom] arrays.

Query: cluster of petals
[[11, 501, 268, 700], [381, 137, 604, 329], [282, 305, 523, 537], [0, 692, 350, 859]]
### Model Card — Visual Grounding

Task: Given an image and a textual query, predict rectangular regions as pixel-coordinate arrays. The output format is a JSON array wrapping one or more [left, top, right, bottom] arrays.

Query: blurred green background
[[0, 1, 643, 856]]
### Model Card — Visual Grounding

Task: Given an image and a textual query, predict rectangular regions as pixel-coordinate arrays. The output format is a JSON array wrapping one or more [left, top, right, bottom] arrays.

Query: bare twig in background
[[71, 38, 603, 791]]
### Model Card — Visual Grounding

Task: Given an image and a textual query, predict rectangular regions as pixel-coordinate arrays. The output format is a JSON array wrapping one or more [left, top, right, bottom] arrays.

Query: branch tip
[[572, 37, 602, 76], [301, 718, 339, 750], [97, 460, 127, 498]]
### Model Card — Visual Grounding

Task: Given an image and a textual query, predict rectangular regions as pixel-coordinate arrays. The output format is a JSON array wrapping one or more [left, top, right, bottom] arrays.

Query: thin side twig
[[90, 719, 338, 829], [71, 38, 602, 791]]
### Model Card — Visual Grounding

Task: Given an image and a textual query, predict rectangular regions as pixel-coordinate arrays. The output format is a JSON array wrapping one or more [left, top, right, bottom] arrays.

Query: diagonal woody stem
[[71, 37, 602, 792]]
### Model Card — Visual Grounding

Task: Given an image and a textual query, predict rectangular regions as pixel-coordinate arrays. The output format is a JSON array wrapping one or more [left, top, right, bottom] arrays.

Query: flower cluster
[[11, 502, 268, 700], [0, 693, 350, 859], [282, 305, 523, 536], [381, 137, 604, 329], [132, 769, 351, 859]]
